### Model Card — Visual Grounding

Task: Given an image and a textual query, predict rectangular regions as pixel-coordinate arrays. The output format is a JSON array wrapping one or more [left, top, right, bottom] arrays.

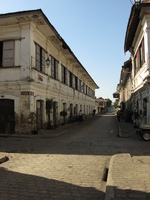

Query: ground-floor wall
[[122, 85, 150, 127], [0, 81, 96, 134]]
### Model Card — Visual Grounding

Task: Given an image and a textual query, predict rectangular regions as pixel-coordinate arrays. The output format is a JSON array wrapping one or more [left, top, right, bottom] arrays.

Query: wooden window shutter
[[137, 49, 140, 71], [51, 57, 54, 78], [55, 60, 58, 80], [3, 41, 14, 67], [42, 49, 45, 73], [61, 65, 64, 83], [65, 68, 68, 84], [142, 38, 145, 63], [36, 44, 40, 71]]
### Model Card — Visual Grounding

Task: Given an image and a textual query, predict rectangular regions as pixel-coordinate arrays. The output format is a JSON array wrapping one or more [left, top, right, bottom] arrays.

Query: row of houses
[[0, 9, 99, 134], [114, 0, 150, 127]]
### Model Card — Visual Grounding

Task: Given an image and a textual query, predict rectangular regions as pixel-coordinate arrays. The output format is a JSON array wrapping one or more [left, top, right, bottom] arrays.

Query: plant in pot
[[29, 112, 38, 134], [46, 98, 53, 129], [60, 110, 67, 125]]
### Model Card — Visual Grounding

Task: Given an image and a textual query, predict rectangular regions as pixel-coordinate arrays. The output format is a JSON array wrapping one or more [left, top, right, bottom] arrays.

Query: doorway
[[0, 99, 15, 134], [36, 100, 44, 130]]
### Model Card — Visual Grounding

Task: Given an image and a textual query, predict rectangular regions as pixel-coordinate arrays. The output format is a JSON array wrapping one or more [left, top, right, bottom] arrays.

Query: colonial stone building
[[116, 59, 132, 111], [116, 0, 150, 126], [0, 9, 98, 134]]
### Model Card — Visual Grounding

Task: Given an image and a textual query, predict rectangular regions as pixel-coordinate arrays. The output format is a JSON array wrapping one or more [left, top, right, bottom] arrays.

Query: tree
[[105, 98, 112, 107], [46, 98, 53, 129], [60, 110, 67, 125], [114, 100, 118, 109]]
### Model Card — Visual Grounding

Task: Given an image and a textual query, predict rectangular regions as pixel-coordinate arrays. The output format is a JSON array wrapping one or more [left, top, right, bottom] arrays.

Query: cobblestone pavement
[[105, 120, 150, 200], [105, 154, 150, 200], [0, 114, 150, 200]]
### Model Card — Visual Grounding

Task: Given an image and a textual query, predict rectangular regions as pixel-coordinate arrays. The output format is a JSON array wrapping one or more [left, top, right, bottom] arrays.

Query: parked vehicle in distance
[[135, 124, 150, 141]]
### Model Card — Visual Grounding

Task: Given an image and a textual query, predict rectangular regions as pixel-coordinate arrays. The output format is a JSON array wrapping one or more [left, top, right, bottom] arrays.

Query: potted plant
[[46, 98, 53, 129], [60, 110, 67, 125], [29, 112, 38, 134]]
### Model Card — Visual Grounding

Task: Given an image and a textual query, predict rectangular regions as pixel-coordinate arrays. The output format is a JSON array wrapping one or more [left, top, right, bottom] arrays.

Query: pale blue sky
[[0, 0, 133, 101]]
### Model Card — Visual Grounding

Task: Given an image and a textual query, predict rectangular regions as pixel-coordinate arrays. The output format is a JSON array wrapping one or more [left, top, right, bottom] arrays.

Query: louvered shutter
[[51, 57, 54, 78], [3, 41, 14, 67]]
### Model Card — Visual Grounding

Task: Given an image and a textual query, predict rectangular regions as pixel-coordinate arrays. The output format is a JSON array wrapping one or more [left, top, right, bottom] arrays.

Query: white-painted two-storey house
[[0, 9, 98, 134], [124, 0, 150, 126]]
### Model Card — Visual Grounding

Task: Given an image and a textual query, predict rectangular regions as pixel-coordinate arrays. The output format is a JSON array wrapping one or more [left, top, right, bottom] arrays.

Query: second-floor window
[[51, 57, 58, 80], [0, 40, 14, 67], [69, 72, 73, 87], [139, 38, 145, 66], [61, 65, 68, 84], [75, 76, 78, 90], [134, 38, 145, 76], [36, 44, 46, 73], [79, 80, 82, 92]]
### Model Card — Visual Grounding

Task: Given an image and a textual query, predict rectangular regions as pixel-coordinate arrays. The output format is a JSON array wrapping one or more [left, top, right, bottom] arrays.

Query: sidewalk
[[0, 115, 150, 199], [0, 120, 82, 138], [117, 119, 134, 138], [105, 119, 150, 200]]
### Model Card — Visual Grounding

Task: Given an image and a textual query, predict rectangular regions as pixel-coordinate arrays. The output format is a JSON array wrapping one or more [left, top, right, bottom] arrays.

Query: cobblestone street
[[0, 114, 150, 199]]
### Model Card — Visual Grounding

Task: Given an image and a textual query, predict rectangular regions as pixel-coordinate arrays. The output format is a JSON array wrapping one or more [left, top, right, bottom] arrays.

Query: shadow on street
[[0, 114, 149, 156]]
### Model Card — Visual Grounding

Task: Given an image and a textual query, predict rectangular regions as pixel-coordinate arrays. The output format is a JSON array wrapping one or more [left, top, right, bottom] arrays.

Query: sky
[[0, 0, 133, 102]]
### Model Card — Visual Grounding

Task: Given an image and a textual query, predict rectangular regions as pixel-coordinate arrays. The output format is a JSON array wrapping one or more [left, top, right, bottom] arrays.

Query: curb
[[105, 153, 131, 200], [0, 121, 82, 138], [116, 117, 130, 138], [0, 153, 8, 164], [0, 126, 78, 138]]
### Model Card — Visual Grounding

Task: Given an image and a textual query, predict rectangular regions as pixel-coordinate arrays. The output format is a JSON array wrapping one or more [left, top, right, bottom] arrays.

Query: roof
[[96, 97, 105, 102], [117, 59, 132, 91], [124, 0, 150, 52], [0, 9, 99, 89]]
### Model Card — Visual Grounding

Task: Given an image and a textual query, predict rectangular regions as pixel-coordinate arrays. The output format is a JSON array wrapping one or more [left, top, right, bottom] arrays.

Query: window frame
[[0, 40, 15, 67], [51, 56, 58, 80], [35, 43, 46, 73]]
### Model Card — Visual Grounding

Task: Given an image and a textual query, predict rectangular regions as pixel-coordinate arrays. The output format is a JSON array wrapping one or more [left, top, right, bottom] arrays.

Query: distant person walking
[[79, 110, 83, 121], [117, 109, 120, 122]]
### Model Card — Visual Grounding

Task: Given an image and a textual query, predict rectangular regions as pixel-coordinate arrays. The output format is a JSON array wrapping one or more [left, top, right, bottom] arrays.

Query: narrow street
[[0, 114, 149, 200]]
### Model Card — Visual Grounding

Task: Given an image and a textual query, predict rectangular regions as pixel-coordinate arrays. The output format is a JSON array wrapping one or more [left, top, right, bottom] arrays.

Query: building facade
[[0, 9, 98, 134], [117, 59, 132, 111], [116, 0, 150, 126], [96, 97, 107, 114]]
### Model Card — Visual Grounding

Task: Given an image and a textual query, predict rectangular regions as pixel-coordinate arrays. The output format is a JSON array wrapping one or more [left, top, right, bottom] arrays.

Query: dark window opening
[[69, 72, 73, 87], [75, 76, 78, 90], [36, 44, 45, 73], [51, 57, 58, 80], [0, 42, 3, 67]]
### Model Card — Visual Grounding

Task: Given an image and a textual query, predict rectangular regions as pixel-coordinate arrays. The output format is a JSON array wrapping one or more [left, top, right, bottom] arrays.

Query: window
[[0, 41, 14, 67], [61, 65, 68, 84], [134, 37, 145, 76], [82, 83, 85, 93], [139, 45, 142, 67], [86, 85, 88, 95], [75, 76, 78, 90], [79, 80, 82, 92], [51, 57, 58, 80], [69, 72, 73, 87], [134, 55, 137, 75], [36, 44, 46, 73], [140, 38, 145, 67]]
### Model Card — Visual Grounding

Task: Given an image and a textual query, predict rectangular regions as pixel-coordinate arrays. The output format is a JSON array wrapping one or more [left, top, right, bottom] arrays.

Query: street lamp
[[133, 0, 141, 6], [45, 57, 51, 67]]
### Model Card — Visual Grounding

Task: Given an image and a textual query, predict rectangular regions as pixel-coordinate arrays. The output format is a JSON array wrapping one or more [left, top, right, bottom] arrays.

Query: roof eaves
[[124, 6, 141, 52], [0, 9, 99, 89]]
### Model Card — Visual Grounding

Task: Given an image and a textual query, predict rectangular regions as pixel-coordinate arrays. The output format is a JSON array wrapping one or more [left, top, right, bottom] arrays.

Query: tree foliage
[[105, 98, 112, 107]]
